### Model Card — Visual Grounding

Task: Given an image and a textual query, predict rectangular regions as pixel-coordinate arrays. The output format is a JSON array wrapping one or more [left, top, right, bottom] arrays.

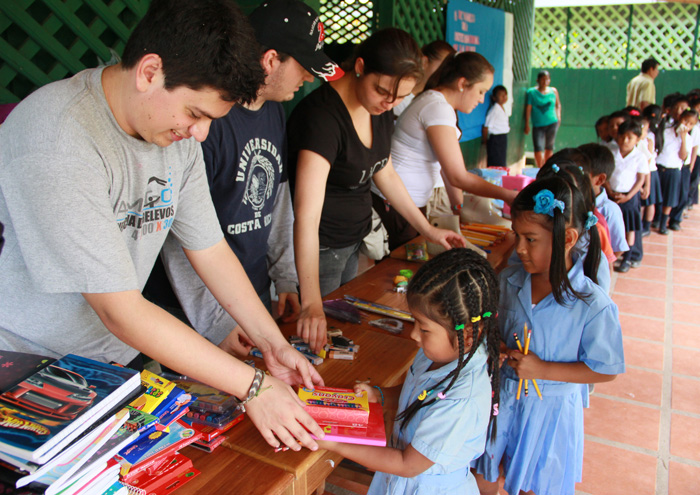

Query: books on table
[[0, 354, 141, 464]]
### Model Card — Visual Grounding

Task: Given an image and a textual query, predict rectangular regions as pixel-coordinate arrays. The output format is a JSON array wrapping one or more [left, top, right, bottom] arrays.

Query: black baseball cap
[[249, 0, 344, 82]]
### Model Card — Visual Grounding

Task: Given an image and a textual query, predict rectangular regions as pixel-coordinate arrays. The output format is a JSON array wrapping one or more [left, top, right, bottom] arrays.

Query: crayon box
[[298, 387, 369, 426]]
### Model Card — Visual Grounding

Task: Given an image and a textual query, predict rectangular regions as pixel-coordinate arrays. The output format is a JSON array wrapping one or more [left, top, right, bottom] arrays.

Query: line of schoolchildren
[[594, 90, 700, 272]]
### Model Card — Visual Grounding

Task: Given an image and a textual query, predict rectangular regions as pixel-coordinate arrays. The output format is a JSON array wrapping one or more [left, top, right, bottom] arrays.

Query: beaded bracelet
[[373, 385, 385, 407], [236, 367, 265, 413]]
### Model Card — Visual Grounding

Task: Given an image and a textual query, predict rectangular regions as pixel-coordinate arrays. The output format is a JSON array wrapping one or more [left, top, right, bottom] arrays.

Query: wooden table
[[389, 232, 516, 274], [178, 444, 295, 495], [175, 257, 422, 494]]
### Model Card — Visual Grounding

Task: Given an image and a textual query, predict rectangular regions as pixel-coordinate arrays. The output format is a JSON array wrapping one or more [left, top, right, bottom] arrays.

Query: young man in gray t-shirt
[[0, 0, 323, 453]]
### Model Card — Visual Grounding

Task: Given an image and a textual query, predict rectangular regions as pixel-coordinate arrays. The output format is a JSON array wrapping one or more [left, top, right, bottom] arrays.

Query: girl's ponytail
[[537, 157, 602, 286]]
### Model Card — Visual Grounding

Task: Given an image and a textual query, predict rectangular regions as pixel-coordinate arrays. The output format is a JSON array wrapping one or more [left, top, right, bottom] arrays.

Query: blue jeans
[[318, 242, 361, 297]]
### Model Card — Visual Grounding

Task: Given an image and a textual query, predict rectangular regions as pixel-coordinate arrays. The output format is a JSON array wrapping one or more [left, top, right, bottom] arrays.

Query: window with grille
[[532, 3, 699, 70], [319, 0, 374, 44]]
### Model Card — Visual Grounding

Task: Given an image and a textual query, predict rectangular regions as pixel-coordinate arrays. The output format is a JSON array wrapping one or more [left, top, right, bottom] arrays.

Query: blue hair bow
[[533, 189, 565, 217], [585, 211, 598, 230]]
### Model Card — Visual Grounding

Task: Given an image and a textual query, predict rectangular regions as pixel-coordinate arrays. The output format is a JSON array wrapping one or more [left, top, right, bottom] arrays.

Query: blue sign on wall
[[447, 0, 507, 142]]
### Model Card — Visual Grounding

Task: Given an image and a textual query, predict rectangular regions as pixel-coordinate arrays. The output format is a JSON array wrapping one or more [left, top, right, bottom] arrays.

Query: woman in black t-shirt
[[287, 28, 465, 353]]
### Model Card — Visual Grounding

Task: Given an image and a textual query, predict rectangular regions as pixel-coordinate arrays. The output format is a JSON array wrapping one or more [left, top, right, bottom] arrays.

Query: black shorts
[[532, 122, 558, 152]]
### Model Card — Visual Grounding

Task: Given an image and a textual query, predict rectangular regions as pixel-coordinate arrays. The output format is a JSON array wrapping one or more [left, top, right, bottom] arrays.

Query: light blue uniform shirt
[[596, 189, 629, 253], [368, 345, 492, 495]]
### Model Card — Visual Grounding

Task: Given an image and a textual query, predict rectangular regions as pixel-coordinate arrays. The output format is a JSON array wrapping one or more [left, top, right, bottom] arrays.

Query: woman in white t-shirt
[[371, 52, 517, 249]]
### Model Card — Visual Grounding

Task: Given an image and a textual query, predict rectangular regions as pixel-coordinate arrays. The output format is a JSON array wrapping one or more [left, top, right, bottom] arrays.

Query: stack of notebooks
[[0, 351, 245, 495], [0, 350, 141, 494]]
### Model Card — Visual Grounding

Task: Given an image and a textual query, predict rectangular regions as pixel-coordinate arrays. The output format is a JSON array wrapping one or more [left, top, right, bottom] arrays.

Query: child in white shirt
[[609, 119, 647, 272], [482, 86, 510, 168]]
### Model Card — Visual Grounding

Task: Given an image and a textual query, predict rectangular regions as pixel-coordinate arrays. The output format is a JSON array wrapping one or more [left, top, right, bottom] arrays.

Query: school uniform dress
[[610, 146, 647, 232], [656, 126, 685, 209], [474, 258, 625, 495], [368, 346, 492, 495]]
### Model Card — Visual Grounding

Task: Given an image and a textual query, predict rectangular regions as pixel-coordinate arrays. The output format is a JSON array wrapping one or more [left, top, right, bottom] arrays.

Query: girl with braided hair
[[316, 248, 501, 494], [473, 177, 625, 495]]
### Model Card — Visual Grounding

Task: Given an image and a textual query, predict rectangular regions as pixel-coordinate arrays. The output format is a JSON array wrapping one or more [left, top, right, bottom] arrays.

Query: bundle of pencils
[[460, 223, 510, 249], [513, 324, 543, 400]]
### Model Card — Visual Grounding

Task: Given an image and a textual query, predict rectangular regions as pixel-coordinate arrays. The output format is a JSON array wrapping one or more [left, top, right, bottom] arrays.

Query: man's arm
[[83, 288, 324, 451]]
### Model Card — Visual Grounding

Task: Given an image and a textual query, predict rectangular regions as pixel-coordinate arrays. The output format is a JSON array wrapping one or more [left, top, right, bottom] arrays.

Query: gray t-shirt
[[0, 68, 223, 364]]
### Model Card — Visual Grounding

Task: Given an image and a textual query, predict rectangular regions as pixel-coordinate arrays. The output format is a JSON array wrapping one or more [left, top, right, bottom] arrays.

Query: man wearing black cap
[[156, 0, 343, 356]]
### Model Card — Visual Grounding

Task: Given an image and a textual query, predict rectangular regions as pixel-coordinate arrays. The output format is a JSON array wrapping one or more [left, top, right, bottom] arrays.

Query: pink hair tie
[[437, 392, 447, 399]]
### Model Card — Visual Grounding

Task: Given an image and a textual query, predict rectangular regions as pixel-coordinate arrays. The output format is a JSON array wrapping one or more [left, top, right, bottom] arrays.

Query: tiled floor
[[326, 208, 700, 495]]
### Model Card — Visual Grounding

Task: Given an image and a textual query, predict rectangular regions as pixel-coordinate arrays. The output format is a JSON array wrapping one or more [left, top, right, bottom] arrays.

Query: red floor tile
[[669, 461, 700, 495], [640, 253, 667, 268], [642, 242, 668, 255], [673, 235, 700, 247], [584, 396, 659, 450], [672, 347, 700, 377], [623, 338, 664, 370], [613, 278, 666, 299], [672, 302, 700, 324], [625, 265, 668, 282], [595, 367, 662, 406], [673, 270, 700, 287], [619, 314, 665, 342], [673, 323, 700, 349], [673, 285, 700, 304], [674, 246, 700, 259], [579, 440, 656, 495], [613, 294, 666, 319], [671, 376, 700, 414], [671, 413, 700, 462], [671, 258, 700, 272]]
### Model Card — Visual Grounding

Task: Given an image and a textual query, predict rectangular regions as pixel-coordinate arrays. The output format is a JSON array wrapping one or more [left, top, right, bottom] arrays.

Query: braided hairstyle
[[398, 248, 501, 440], [511, 176, 594, 305]]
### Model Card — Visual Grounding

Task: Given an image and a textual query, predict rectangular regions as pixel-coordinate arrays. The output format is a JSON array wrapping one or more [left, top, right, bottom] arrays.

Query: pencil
[[523, 327, 530, 396], [513, 332, 524, 400], [525, 326, 543, 400]]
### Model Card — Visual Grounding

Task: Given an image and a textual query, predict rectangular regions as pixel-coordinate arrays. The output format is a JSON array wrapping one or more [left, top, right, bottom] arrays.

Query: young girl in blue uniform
[[474, 177, 625, 495], [317, 248, 501, 494]]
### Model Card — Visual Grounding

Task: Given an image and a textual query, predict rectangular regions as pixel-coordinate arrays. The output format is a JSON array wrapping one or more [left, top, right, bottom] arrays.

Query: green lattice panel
[[567, 5, 629, 69], [319, 0, 373, 44], [532, 7, 566, 68], [629, 3, 697, 70], [394, 0, 444, 47], [0, 0, 147, 102]]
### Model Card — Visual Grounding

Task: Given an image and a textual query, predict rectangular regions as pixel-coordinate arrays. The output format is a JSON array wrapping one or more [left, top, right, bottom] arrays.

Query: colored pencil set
[[460, 223, 510, 249], [514, 324, 543, 400]]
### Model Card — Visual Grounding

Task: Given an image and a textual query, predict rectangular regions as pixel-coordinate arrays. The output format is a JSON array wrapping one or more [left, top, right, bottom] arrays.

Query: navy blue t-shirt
[[202, 102, 287, 296]]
